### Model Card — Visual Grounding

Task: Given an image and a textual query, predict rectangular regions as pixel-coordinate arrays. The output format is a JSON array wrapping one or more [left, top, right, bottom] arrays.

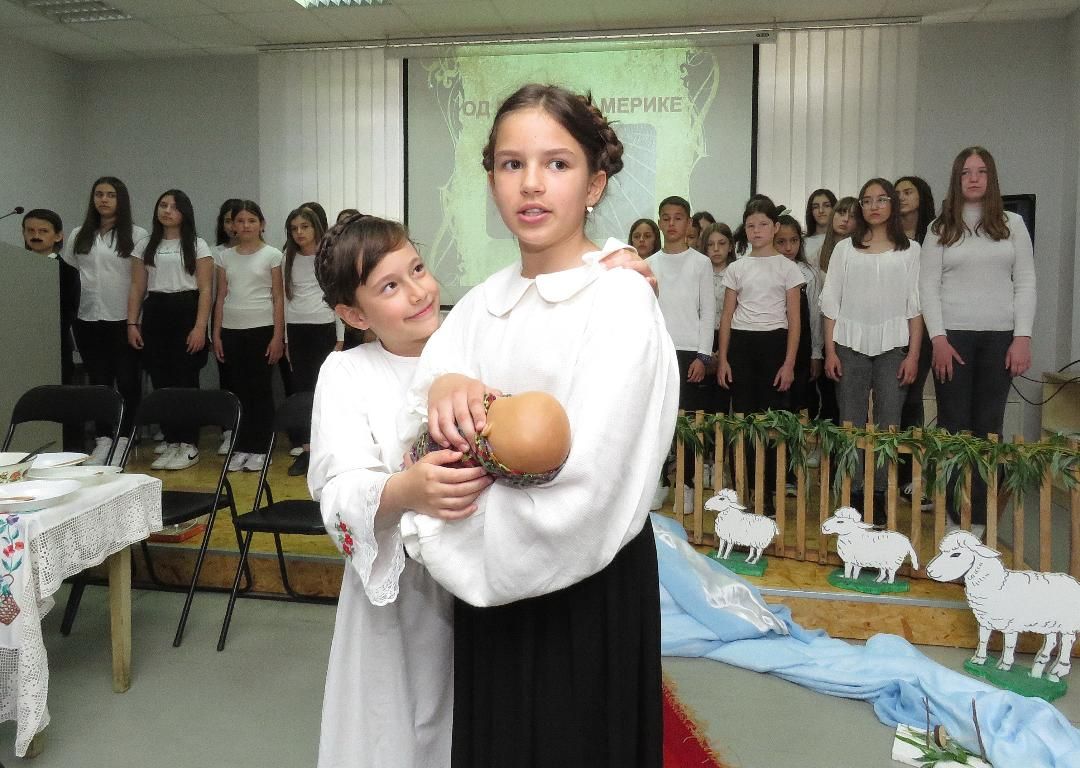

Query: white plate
[[29, 452, 89, 470], [0, 479, 82, 513], [0, 452, 32, 468], [28, 465, 122, 486]]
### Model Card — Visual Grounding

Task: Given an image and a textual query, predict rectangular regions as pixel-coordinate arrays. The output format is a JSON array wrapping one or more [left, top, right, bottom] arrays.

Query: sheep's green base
[[827, 568, 911, 594], [963, 656, 1068, 702], [708, 550, 768, 576]]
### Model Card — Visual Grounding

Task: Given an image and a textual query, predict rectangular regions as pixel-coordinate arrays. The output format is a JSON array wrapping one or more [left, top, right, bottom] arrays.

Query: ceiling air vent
[[20, 0, 131, 23]]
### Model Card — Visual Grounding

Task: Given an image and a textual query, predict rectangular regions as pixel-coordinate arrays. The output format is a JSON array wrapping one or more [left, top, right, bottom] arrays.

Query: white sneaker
[[110, 437, 129, 467], [785, 482, 797, 497], [153, 441, 170, 455], [227, 452, 250, 472], [164, 443, 199, 471], [218, 430, 233, 457], [86, 436, 111, 466], [288, 446, 304, 457], [243, 453, 267, 473], [151, 443, 180, 470], [650, 484, 669, 511]]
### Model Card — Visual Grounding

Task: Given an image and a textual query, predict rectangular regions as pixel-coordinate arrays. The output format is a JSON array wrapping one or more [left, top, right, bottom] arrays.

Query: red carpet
[[663, 679, 728, 768]]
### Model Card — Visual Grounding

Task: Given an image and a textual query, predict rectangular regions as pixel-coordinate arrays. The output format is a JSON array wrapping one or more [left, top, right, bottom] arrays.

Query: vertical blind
[[258, 48, 404, 234], [756, 27, 919, 216]]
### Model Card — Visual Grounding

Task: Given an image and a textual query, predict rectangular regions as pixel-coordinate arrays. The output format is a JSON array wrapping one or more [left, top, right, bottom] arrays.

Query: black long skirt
[[451, 521, 662, 768]]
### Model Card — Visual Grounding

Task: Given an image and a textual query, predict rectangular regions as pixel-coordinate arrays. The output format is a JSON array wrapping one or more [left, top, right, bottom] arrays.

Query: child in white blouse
[[403, 84, 678, 766], [308, 216, 493, 768], [127, 189, 213, 470], [820, 178, 922, 522], [775, 215, 824, 413]]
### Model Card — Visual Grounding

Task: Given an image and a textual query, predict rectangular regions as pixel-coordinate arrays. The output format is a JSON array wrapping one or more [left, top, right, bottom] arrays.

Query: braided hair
[[481, 84, 625, 187], [314, 214, 409, 310]]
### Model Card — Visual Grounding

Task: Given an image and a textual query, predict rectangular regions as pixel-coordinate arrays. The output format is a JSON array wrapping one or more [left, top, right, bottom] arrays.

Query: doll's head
[[481, 391, 571, 475], [411, 391, 571, 486]]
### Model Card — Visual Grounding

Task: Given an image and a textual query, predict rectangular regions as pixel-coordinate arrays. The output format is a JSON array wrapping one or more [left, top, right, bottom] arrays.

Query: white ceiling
[[0, 0, 1077, 61]]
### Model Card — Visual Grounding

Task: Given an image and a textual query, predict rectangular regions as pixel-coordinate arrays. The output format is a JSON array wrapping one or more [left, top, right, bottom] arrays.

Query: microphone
[[0, 206, 25, 222]]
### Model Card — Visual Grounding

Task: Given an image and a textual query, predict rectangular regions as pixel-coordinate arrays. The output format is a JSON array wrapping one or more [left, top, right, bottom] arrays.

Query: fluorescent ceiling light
[[21, 0, 130, 23], [294, 0, 388, 7]]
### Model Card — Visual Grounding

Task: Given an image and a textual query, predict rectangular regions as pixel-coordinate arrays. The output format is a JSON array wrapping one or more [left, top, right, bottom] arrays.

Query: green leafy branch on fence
[[674, 410, 1080, 498]]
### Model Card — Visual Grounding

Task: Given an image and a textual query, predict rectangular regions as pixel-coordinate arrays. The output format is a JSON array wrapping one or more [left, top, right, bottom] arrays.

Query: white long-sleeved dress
[[308, 343, 453, 768]]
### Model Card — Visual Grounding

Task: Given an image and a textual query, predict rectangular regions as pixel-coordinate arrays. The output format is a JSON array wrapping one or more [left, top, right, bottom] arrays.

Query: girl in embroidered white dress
[[307, 217, 495, 768], [399, 84, 679, 766]]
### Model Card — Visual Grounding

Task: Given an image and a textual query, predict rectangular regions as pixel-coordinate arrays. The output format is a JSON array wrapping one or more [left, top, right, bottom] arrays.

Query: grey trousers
[[834, 345, 908, 491]]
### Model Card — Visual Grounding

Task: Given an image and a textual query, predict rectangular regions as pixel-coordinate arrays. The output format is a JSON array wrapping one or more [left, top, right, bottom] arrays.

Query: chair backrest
[[134, 388, 241, 432], [3, 385, 123, 451]]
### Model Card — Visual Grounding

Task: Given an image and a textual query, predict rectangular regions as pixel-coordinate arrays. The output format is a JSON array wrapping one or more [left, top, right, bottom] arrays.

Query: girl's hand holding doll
[[388, 449, 493, 520], [426, 373, 502, 453]]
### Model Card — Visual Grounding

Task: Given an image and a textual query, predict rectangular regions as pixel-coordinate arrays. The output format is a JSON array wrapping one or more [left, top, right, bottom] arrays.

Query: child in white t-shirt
[[717, 199, 804, 513], [211, 200, 284, 473]]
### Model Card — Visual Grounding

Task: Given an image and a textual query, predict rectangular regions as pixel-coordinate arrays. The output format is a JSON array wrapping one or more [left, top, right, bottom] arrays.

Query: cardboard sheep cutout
[[821, 507, 918, 585], [707, 488, 779, 565], [927, 530, 1080, 688]]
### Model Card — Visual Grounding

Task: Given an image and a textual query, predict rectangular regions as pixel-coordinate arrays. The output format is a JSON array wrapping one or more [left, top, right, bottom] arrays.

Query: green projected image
[[407, 44, 753, 304]]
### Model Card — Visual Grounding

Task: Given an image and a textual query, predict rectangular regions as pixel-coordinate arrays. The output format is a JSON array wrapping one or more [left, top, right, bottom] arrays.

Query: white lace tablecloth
[[0, 474, 162, 756]]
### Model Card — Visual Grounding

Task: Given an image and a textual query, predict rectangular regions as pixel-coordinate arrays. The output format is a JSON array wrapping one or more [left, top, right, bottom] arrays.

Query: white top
[[133, 236, 212, 294], [286, 253, 345, 341], [398, 238, 679, 608], [721, 254, 805, 331], [645, 247, 715, 354], [819, 239, 921, 356], [919, 207, 1036, 338], [62, 224, 149, 321], [805, 233, 826, 270], [794, 260, 824, 360], [308, 343, 453, 768], [214, 244, 283, 330]]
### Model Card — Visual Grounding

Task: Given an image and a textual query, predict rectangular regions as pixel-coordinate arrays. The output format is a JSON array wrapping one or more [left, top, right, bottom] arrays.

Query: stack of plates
[[28, 465, 122, 486]]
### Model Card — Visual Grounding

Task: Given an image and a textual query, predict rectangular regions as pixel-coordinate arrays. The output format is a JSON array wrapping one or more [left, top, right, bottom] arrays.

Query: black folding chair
[[4, 385, 127, 636], [127, 388, 248, 647], [2, 384, 124, 461], [217, 392, 333, 651]]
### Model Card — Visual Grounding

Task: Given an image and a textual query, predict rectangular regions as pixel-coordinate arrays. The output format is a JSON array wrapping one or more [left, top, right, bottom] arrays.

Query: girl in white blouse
[[775, 215, 824, 416], [127, 190, 213, 470], [62, 176, 148, 465], [212, 201, 285, 473], [820, 178, 922, 522], [403, 84, 677, 766], [282, 206, 343, 476]]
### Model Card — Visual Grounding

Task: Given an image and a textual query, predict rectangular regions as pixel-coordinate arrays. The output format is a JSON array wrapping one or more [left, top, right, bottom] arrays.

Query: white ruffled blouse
[[819, 238, 921, 356]]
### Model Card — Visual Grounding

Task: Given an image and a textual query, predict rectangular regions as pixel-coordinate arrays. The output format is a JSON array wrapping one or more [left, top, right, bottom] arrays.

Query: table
[[0, 474, 162, 757]]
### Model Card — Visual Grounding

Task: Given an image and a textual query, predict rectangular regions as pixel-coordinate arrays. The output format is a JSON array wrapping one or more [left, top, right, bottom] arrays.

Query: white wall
[[914, 19, 1078, 437], [0, 35, 82, 247], [76, 55, 261, 243]]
